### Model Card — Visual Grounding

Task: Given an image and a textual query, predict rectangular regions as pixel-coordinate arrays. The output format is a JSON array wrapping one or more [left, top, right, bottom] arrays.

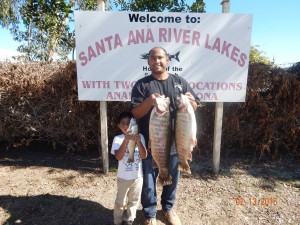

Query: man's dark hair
[[117, 111, 132, 124], [148, 47, 169, 58]]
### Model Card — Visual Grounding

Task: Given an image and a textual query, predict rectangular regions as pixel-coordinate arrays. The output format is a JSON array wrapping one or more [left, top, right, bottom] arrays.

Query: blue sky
[[202, 0, 300, 67], [1, 0, 299, 67]]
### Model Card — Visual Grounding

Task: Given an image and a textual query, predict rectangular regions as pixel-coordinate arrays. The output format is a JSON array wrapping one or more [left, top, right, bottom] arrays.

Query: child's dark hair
[[117, 111, 132, 124]]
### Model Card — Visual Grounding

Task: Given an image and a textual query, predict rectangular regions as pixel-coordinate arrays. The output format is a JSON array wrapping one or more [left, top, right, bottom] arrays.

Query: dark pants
[[141, 153, 180, 219]]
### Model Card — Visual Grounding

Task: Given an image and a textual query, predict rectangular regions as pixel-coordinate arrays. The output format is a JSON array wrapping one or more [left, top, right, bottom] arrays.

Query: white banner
[[75, 11, 252, 102]]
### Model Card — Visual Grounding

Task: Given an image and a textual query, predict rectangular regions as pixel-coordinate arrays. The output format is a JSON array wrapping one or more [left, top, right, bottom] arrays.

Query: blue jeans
[[141, 153, 180, 219]]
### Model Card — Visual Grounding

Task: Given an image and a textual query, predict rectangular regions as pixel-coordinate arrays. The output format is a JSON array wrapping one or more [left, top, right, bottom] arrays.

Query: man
[[130, 47, 200, 225]]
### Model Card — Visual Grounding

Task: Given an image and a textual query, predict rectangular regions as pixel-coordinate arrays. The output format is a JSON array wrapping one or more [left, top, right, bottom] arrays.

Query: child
[[111, 111, 147, 225]]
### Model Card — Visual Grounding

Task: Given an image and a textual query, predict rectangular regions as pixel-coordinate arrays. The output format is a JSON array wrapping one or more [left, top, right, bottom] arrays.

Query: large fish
[[127, 118, 138, 163], [149, 95, 172, 186], [175, 94, 197, 174]]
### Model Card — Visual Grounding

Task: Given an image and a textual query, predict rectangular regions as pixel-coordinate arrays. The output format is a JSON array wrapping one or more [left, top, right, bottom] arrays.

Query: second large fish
[[175, 94, 197, 174], [149, 95, 172, 186]]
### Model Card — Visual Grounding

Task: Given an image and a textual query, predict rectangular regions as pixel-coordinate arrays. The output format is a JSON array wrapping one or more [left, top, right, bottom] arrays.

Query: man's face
[[148, 48, 169, 74]]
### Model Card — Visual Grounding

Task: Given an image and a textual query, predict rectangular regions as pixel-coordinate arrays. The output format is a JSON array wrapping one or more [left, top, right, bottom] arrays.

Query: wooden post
[[212, 0, 230, 174], [100, 101, 109, 174], [213, 102, 223, 174], [221, 0, 230, 13], [97, 0, 105, 11], [97, 0, 109, 174]]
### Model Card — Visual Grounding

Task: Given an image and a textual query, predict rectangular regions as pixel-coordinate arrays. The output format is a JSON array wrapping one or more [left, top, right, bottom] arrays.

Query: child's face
[[118, 117, 130, 134]]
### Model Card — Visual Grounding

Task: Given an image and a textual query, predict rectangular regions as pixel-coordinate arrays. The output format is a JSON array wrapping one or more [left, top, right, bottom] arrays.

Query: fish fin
[[174, 51, 180, 62], [178, 163, 191, 174], [140, 53, 149, 59], [158, 175, 172, 186]]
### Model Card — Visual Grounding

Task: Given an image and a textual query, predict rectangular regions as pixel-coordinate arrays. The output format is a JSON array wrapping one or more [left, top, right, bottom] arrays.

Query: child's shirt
[[111, 134, 146, 180]]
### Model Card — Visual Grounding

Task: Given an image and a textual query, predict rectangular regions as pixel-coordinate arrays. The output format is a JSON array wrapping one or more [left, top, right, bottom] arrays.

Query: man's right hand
[[132, 93, 161, 119], [146, 93, 161, 107]]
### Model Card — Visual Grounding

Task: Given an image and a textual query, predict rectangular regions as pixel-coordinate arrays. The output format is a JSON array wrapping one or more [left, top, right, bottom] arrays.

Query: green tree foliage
[[0, 0, 22, 28], [15, 0, 74, 61], [188, 0, 205, 12], [112, 0, 205, 12], [249, 45, 272, 65], [0, 0, 205, 61], [0, 0, 98, 61]]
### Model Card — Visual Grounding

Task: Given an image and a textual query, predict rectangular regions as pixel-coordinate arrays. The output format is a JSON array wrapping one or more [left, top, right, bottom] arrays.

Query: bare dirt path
[[0, 149, 299, 225]]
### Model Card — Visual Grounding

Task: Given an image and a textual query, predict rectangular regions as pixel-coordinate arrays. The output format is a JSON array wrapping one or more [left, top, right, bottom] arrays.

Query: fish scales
[[175, 94, 197, 174], [149, 96, 172, 186]]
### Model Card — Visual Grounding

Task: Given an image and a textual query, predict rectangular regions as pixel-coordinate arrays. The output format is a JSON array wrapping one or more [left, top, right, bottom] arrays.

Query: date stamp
[[235, 197, 278, 206]]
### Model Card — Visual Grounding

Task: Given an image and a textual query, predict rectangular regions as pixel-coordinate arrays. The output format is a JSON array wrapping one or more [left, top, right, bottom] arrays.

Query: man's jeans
[[141, 153, 180, 219]]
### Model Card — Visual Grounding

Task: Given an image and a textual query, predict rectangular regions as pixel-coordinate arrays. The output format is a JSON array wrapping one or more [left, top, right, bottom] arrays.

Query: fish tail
[[140, 53, 149, 59], [174, 51, 180, 62], [178, 163, 191, 174], [158, 175, 172, 186]]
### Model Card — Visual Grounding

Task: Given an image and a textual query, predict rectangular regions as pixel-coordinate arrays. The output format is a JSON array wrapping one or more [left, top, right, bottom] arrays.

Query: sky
[[0, 0, 299, 67]]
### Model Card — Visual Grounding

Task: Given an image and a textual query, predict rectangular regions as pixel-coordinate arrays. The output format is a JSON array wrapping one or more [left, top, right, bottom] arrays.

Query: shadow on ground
[[0, 147, 119, 174], [0, 195, 169, 225], [1, 146, 299, 183], [189, 152, 300, 184], [0, 194, 113, 225]]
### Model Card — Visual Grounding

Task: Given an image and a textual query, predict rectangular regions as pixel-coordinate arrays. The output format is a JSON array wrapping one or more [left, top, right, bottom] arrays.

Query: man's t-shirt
[[130, 73, 200, 147]]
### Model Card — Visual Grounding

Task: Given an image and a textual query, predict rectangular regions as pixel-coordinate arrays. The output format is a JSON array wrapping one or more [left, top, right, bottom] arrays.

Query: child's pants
[[114, 177, 143, 225]]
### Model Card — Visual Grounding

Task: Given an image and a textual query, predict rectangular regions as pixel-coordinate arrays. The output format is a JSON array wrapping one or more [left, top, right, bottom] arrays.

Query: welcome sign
[[75, 11, 252, 102]]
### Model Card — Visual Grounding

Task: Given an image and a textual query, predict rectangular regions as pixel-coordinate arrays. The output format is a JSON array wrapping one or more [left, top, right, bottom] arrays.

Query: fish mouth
[[176, 96, 183, 108], [155, 96, 169, 114], [156, 105, 167, 114], [156, 108, 164, 114], [156, 101, 169, 114], [176, 95, 187, 111]]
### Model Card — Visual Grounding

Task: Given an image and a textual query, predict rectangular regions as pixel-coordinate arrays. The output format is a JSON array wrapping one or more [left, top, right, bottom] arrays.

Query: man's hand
[[146, 93, 161, 107], [132, 134, 141, 142], [132, 93, 161, 119], [124, 131, 133, 142]]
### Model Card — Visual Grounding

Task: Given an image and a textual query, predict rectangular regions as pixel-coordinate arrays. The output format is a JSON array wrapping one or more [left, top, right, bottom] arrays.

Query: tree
[[0, 0, 98, 61], [0, 0, 22, 28], [13, 0, 74, 61], [188, 0, 205, 12], [112, 0, 205, 12], [249, 45, 272, 65]]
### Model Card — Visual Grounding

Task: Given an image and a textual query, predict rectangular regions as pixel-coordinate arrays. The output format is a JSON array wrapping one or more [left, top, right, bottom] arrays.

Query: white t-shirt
[[111, 134, 146, 180]]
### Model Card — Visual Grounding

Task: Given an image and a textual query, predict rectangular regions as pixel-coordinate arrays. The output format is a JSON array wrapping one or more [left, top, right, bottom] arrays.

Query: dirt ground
[[0, 148, 299, 225]]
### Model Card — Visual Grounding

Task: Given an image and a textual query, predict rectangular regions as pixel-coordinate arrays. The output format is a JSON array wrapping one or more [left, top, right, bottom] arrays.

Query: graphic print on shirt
[[174, 82, 183, 93], [123, 148, 141, 171], [174, 81, 183, 101]]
